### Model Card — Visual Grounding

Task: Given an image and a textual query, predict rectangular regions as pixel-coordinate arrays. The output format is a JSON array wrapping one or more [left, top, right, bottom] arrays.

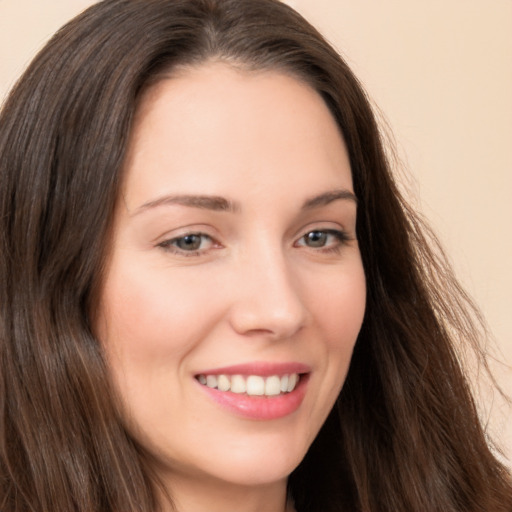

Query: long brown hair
[[0, 0, 510, 510]]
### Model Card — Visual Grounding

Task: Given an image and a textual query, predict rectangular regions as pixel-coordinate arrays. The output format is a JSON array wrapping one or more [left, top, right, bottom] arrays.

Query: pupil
[[178, 234, 201, 250], [306, 231, 327, 247]]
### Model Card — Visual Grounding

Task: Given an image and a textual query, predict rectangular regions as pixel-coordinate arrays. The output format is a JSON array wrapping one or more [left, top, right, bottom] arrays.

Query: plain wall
[[1, 0, 511, 461]]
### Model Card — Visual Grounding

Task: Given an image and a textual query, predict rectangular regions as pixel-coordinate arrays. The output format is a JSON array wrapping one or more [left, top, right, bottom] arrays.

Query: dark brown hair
[[0, 0, 510, 510]]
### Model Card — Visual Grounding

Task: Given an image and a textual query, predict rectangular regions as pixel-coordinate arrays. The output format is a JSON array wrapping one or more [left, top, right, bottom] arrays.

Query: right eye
[[158, 233, 215, 256]]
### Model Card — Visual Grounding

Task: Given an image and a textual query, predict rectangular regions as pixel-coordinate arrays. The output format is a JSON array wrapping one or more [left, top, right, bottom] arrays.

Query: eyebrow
[[133, 194, 240, 215], [301, 189, 357, 209], [132, 188, 357, 216]]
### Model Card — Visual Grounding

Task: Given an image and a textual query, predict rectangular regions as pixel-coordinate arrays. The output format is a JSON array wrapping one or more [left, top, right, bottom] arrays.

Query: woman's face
[[96, 62, 366, 492]]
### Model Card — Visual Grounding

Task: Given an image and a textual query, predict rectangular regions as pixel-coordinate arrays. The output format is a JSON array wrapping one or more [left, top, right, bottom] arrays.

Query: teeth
[[265, 375, 281, 396], [198, 373, 301, 396], [206, 375, 217, 388], [246, 376, 265, 396], [280, 374, 289, 393], [217, 374, 230, 392], [231, 375, 246, 394], [287, 373, 298, 393]]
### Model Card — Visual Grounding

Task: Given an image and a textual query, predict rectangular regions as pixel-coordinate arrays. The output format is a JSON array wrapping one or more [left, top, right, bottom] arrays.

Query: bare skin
[[97, 62, 366, 512]]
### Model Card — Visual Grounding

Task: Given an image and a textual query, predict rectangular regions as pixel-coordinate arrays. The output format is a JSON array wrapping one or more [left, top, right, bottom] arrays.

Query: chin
[[153, 430, 311, 489], [205, 434, 310, 486]]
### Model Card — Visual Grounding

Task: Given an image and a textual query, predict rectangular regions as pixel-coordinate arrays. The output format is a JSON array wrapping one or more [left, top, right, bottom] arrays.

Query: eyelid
[[294, 219, 354, 239]]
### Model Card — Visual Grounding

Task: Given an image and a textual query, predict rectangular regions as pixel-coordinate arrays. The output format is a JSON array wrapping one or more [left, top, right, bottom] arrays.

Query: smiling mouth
[[195, 373, 301, 397]]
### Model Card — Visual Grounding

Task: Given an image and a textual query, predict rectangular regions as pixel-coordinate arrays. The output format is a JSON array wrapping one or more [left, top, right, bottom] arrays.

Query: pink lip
[[195, 362, 311, 421]]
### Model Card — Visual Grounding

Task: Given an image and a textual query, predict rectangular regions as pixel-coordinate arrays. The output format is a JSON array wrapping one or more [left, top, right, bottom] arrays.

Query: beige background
[[1, 0, 511, 462]]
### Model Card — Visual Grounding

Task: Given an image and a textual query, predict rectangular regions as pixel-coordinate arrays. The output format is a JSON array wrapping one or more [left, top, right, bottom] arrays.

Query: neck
[[156, 472, 294, 512]]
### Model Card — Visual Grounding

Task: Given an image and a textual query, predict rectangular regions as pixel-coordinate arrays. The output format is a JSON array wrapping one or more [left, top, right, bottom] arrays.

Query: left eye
[[296, 229, 346, 249]]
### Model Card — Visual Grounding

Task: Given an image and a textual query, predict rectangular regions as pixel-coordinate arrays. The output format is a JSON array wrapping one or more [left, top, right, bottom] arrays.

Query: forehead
[[123, 62, 352, 207]]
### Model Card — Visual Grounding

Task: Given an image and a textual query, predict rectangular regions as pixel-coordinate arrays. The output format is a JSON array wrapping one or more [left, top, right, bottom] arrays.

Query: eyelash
[[157, 228, 350, 257]]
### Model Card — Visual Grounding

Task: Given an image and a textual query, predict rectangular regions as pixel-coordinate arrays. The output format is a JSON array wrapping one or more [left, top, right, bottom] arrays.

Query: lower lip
[[197, 374, 309, 420]]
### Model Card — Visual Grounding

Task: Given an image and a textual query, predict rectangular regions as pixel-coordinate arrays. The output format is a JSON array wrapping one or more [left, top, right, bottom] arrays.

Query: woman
[[0, 0, 510, 511]]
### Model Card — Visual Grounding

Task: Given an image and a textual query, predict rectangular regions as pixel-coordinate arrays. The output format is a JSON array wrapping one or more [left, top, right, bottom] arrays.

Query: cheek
[[297, 261, 366, 441], [305, 260, 366, 403], [96, 260, 221, 364], [307, 263, 366, 347]]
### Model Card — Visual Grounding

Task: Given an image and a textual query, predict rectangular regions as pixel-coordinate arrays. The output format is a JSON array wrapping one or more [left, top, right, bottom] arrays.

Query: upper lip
[[195, 361, 311, 377]]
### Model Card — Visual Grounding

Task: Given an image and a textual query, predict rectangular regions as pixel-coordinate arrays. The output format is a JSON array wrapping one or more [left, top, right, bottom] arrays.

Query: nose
[[227, 247, 308, 340]]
